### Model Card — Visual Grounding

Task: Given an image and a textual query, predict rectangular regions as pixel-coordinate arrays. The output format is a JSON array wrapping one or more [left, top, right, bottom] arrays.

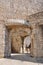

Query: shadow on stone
[[5, 53, 43, 63]]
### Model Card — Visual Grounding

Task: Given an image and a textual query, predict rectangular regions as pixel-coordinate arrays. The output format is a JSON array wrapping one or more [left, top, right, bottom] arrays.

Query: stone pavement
[[0, 53, 43, 65]]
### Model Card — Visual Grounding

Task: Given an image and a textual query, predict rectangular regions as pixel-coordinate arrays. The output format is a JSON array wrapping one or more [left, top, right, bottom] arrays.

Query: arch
[[8, 25, 32, 55]]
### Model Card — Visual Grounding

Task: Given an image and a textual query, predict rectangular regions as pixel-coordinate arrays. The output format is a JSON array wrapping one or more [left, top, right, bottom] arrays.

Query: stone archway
[[8, 22, 43, 57], [0, 19, 33, 58], [1, 20, 39, 58], [8, 25, 32, 54]]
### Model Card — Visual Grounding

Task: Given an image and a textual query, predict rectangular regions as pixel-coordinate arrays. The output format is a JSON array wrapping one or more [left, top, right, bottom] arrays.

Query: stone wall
[[0, 0, 43, 20], [30, 23, 43, 57], [36, 25, 43, 57], [0, 0, 43, 58]]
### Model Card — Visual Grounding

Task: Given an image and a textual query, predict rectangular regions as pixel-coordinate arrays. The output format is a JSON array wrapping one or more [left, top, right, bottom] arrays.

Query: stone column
[[20, 47, 23, 53], [4, 27, 11, 57], [23, 44, 26, 53], [0, 22, 11, 58], [31, 23, 39, 57], [0, 23, 6, 58]]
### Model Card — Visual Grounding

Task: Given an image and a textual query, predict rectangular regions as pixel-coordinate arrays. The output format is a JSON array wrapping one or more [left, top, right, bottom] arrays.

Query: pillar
[[4, 27, 11, 57], [31, 23, 39, 57], [0, 23, 11, 58], [0, 23, 6, 58]]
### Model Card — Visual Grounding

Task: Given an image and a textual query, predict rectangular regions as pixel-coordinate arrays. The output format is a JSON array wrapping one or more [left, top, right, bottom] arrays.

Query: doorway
[[8, 25, 32, 55]]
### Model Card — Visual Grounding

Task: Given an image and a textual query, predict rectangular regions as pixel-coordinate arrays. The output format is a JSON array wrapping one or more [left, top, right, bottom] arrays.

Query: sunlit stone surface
[[0, 0, 43, 58]]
